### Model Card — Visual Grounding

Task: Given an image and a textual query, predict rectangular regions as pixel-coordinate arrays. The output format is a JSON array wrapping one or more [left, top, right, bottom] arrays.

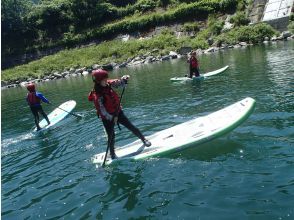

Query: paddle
[[102, 85, 126, 167], [57, 106, 83, 119]]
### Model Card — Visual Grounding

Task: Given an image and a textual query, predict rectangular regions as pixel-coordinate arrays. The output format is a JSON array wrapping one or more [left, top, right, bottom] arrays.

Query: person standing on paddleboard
[[26, 83, 50, 131], [88, 69, 151, 160], [188, 51, 200, 78]]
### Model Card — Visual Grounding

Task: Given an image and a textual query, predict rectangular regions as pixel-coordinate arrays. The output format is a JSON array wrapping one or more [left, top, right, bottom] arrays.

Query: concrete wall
[[262, 0, 294, 31], [249, 0, 293, 31], [262, 0, 294, 21], [263, 16, 291, 31]]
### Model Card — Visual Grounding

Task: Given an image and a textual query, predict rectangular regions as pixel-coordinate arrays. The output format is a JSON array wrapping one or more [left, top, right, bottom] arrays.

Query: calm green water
[[2, 41, 294, 219]]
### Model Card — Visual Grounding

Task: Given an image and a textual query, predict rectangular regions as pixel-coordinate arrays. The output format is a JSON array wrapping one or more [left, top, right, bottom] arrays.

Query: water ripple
[[2, 41, 294, 219]]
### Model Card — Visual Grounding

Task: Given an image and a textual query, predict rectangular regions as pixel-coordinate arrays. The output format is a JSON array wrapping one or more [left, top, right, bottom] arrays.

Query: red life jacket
[[88, 85, 121, 119], [27, 92, 41, 106], [190, 56, 198, 68]]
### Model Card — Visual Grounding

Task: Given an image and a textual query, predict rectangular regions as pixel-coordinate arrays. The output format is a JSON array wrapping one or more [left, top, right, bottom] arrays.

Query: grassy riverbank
[[1, 22, 278, 82]]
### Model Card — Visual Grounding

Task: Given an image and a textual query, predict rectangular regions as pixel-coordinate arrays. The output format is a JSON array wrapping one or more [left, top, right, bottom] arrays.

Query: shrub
[[181, 22, 199, 32], [160, 28, 174, 35], [158, 0, 171, 7], [288, 21, 294, 34], [219, 0, 238, 12], [290, 13, 294, 21], [208, 15, 224, 35], [190, 38, 209, 49], [134, 0, 158, 12], [229, 12, 250, 26], [236, 0, 247, 11], [214, 22, 277, 45]]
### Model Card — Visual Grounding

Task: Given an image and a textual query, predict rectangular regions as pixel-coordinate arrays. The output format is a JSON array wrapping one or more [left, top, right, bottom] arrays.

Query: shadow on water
[[167, 136, 242, 162], [96, 163, 146, 219]]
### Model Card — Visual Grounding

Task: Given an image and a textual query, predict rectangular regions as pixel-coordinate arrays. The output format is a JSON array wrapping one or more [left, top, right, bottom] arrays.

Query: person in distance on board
[[88, 69, 151, 160], [187, 51, 200, 78], [26, 83, 50, 131]]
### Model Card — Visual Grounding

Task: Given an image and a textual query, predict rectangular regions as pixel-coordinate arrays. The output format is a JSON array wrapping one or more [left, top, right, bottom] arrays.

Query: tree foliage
[[2, 0, 239, 65], [2, 0, 34, 54]]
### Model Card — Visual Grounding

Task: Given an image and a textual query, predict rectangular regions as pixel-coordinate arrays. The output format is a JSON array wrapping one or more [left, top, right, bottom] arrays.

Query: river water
[[1, 41, 293, 219]]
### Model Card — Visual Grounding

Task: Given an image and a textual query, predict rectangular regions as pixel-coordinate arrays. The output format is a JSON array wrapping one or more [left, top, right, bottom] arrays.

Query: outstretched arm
[[36, 92, 50, 104], [108, 75, 130, 88]]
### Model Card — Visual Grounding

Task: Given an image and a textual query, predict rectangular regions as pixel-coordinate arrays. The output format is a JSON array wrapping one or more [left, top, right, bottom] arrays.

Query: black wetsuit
[[102, 110, 145, 158], [30, 105, 50, 129], [190, 67, 200, 78]]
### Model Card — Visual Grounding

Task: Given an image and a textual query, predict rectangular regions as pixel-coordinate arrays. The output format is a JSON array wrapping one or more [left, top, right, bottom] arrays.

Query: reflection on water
[[99, 164, 145, 218]]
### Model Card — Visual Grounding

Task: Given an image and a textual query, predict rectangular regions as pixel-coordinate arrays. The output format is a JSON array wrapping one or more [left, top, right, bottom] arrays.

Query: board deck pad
[[170, 65, 229, 82], [93, 97, 255, 166], [35, 100, 76, 131]]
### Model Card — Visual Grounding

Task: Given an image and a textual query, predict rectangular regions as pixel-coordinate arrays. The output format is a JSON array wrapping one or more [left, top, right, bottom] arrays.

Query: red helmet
[[92, 69, 108, 82], [26, 83, 36, 92]]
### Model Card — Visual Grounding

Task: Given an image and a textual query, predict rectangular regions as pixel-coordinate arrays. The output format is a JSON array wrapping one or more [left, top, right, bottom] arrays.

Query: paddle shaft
[[102, 85, 126, 167], [57, 106, 82, 118]]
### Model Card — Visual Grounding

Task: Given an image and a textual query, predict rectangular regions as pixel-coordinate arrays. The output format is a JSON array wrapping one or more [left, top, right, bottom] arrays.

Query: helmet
[[92, 69, 108, 82], [26, 83, 36, 92]]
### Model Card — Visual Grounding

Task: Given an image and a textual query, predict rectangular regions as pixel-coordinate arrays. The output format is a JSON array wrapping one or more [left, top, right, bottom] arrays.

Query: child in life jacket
[[88, 69, 151, 159], [188, 51, 200, 78], [26, 83, 50, 131]]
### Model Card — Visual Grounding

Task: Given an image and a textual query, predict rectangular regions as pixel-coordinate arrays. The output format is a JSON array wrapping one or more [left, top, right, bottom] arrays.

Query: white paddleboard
[[34, 100, 76, 131], [170, 65, 229, 82], [93, 97, 255, 166]]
